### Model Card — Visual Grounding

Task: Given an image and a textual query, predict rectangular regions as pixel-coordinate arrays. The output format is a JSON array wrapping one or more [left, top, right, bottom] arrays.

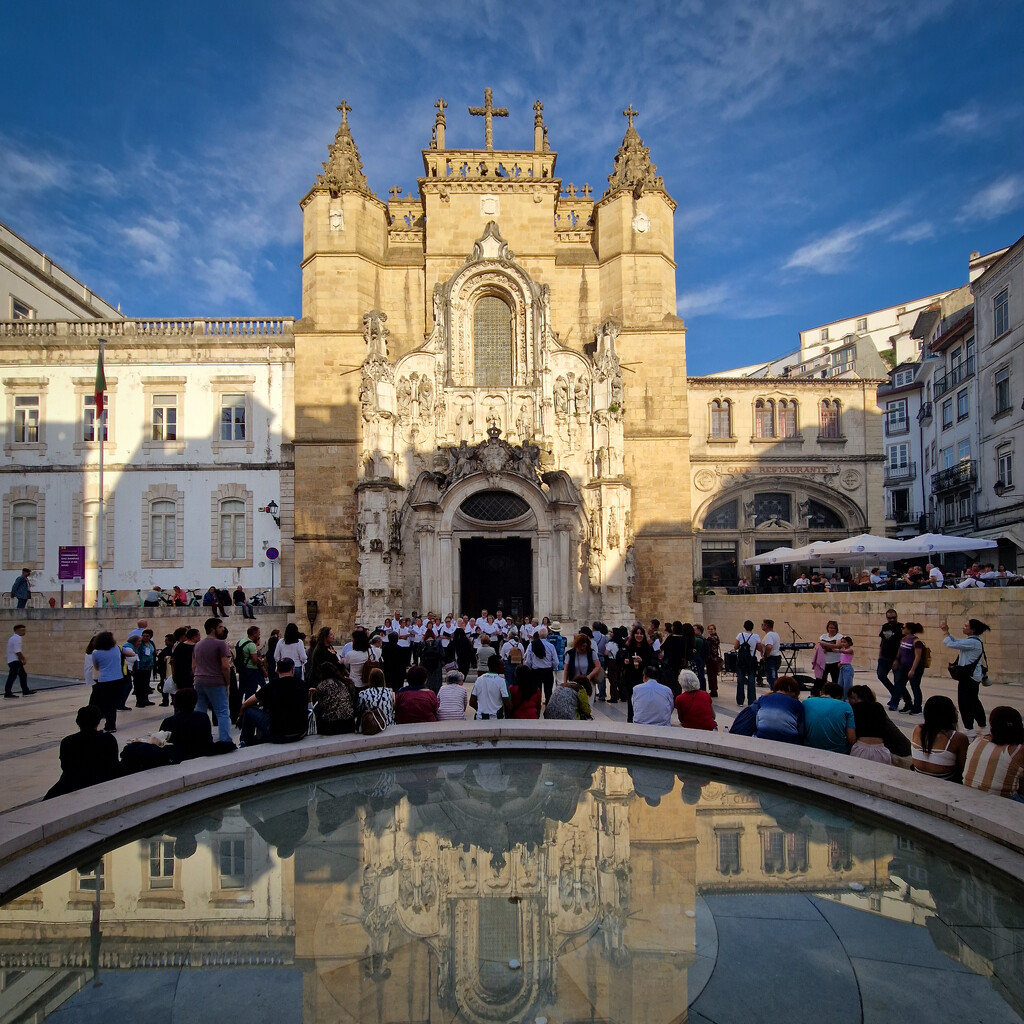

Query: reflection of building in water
[[0, 767, 1017, 1024]]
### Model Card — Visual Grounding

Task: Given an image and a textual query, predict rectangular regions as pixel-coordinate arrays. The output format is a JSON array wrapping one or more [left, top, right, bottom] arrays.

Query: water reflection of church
[[1, 763, 1019, 1023]]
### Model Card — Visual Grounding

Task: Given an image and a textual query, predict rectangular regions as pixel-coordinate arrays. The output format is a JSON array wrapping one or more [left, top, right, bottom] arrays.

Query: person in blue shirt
[[754, 675, 805, 744], [802, 681, 857, 753]]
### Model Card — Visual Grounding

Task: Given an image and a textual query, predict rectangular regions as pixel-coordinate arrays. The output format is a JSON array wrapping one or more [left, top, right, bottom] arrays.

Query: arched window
[[473, 295, 513, 386], [710, 399, 732, 439], [805, 500, 844, 529], [703, 500, 738, 530], [149, 499, 176, 562], [754, 399, 775, 439], [778, 400, 798, 438], [218, 498, 246, 560], [819, 399, 842, 439], [10, 501, 37, 562]]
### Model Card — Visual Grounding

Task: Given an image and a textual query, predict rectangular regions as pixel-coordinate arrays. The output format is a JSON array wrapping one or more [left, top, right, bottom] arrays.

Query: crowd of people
[[36, 604, 1021, 806]]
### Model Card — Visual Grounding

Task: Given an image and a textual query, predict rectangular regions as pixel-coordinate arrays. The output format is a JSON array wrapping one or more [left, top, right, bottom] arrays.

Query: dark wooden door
[[460, 537, 533, 618]]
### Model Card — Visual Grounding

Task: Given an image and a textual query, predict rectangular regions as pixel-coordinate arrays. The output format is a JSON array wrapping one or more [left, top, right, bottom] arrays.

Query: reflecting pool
[[1, 757, 1023, 1023]]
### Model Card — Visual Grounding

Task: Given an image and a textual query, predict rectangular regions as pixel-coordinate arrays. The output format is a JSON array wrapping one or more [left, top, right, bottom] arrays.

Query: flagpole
[[96, 337, 105, 608]]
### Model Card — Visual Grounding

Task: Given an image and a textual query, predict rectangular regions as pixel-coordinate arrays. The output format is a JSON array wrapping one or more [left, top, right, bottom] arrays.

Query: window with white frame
[[819, 328, 829, 342], [754, 399, 775, 439], [958, 490, 972, 521], [941, 399, 953, 429], [997, 444, 1013, 488], [778, 399, 798, 438], [83, 395, 108, 442], [709, 399, 732, 439], [857, 317, 867, 332], [995, 366, 1011, 414], [219, 839, 247, 889], [942, 446, 954, 469], [819, 399, 842, 438], [716, 829, 741, 875], [148, 839, 175, 890], [10, 501, 38, 562], [11, 298, 34, 320], [958, 439, 971, 462], [220, 394, 246, 442], [888, 443, 910, 469], [149, 499, 177, 562], [893, 368, 915, 387], [218, 498, 246, 561], [13, 396, 39, 443], [957, 388, 969, 420], [995, 288, 1009, 337], [151, 394, 178, 441]]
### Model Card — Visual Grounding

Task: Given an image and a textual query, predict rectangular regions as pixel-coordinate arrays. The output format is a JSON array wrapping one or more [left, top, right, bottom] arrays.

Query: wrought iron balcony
[[884, 461, 917, 485], [931, 459, 977, 493], [884, 414, 910, 436], [886, 507, 919, 525], [917, 401, 933, 423], [934, 356, 975, 398]]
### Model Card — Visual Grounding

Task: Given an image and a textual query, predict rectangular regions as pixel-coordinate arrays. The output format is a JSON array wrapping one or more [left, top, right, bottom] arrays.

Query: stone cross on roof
[[337, 99, 352, 126], [623, 104, 638, 129], [469, 88, 509, 150]]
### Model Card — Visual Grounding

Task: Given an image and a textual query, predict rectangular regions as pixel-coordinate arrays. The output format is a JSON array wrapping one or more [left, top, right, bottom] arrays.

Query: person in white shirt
[[630, 665, 674, 726], [397, 619, 412, 648], [439, 615, 455, 648], [470, 654, 511, 719], [927, 563, 944, 589], [494, 610, 507, 633], [793, 573, 811, 592], [869, 568, 883, 588], [758, 619, 782, 691], [479, 615, 498, 638], [524, 628, 559, 704], [522, 618, 538, 640]]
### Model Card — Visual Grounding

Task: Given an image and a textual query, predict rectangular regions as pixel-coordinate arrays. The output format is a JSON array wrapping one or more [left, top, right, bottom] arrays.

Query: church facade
[[294, 96, 693, 626]]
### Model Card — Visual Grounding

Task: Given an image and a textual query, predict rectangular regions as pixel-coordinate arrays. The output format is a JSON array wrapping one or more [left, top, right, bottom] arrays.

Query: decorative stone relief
[[315, 99, 376, 199], [694, 469, 717, 492], [603, 104, 667, 200]]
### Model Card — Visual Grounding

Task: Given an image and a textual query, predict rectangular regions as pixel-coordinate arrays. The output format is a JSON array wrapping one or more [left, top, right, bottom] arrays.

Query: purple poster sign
[[59, 546, 86, 580]]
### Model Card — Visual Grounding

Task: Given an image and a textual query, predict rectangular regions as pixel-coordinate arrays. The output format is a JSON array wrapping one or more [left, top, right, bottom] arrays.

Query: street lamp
[[262, 499, 280, 528]]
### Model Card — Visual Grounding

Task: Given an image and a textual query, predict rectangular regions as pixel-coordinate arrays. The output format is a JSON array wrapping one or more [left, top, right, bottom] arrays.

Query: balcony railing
[[934, 356, 976, 398], [917, 401, 933, 423], [931, 459, 977, 493], [884, 461, 917, 485], [884, 414, 910, 436], [886, 508, 919, 525]]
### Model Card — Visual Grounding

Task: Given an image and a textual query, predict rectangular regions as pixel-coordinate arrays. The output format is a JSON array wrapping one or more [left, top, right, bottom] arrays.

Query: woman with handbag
[[940, 617, 990, 737]]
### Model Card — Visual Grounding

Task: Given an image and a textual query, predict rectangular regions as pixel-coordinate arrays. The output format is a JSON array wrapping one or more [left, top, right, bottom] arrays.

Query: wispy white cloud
[[957, 175, 1024, 223], [926, 101, 1024, 140], [194, 256, 256, 306], [783, 208, 905, 273], [890, 222, 935, 244], [677, 284, 732, 318], [121, 217, 181, 275]]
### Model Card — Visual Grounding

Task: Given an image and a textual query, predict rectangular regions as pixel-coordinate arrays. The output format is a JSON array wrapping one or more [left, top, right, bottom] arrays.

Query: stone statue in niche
[[610, 373, 624, 413], [397, 377, 413, 421], [417, 376, 434, 414], [588, 544, 602, 588], [574, 377, 590, 417], [589, 509, 602, 551], [797, 499, 810, 521], [607, 509, 620, 551], [455, 396, 474, 442], [515, 396, 534, 441], [624, 545, 636, 589], [554, 377, 569, 420], [594, 319, 621, 376], [363, 309, 391, 361], [624, 510, 634, 547], [743, 499, 756, 526], [389, 509, 402, 553], [484, 396, 503, 431]]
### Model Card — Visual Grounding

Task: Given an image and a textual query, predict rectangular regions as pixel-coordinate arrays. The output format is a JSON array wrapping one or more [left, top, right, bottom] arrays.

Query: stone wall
[[698, 589, 1023, 686], [0, 607, 297, 679]]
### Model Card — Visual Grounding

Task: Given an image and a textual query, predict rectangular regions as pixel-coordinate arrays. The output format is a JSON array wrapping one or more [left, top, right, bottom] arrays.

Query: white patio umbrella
[[807, 533, 914, 564], [741, 546, 797, 566], [896, 533, 998, 555]]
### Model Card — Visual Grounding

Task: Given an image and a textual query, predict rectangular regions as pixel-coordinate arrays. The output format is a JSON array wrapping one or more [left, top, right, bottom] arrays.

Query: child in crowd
[[838, 636, 855, 700]]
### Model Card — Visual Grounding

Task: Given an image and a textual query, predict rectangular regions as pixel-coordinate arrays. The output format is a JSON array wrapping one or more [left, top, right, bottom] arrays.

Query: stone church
[[294, 94, 695, 627]]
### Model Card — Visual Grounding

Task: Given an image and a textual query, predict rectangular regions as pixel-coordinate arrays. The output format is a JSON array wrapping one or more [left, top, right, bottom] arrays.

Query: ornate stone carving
[[694, 469, 717, 492], [465, 220, 514, 264], [441, 426, 542, 489], [363, 309, 391, 362], [554, 377, 569, 420], [573, 376, 590, 417], [603, 105, 666, 200], [515, 396, 535, 442], [316, 100, 375, 198]]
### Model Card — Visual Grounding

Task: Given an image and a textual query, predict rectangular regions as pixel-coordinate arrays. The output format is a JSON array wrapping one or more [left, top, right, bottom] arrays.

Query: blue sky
[[2, 0, 1022, 374]]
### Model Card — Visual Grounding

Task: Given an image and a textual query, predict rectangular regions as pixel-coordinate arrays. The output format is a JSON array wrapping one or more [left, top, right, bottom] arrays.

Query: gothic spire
[[315, 99, 376, 198], [603, 104, 666, 200]]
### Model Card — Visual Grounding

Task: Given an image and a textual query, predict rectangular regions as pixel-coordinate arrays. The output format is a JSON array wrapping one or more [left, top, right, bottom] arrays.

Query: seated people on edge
[[543, 675, 590, 720], [793, 572, 811, 592], [236, 657, 308, 746], [357, 667, 396, 732], [753, 675, 804, 744], [675, 669, 717, 731], [802, 681, 857, 754], [848, 685, 911, 765], [911, 695, 969, 782], [395, 665, 440, 724], [470, 654, 511, 720], [509, 665, 542, 719], [964, 706, 1024, 802], [630, 663, 674, 727], [310, 661, 357, 734], [437, 669, 469, 721], [160, 688, 213, 760], [44, 705, 120, 799]]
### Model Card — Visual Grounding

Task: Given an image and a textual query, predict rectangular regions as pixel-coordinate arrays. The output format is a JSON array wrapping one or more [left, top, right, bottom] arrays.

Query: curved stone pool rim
[[2, 721, 1022, 901]]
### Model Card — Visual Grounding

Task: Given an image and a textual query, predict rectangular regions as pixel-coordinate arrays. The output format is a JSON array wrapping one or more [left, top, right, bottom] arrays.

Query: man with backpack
[[235, 625, 266, 704], [734, 619, 760, 709]]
